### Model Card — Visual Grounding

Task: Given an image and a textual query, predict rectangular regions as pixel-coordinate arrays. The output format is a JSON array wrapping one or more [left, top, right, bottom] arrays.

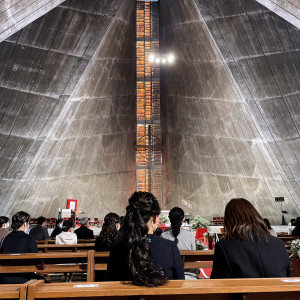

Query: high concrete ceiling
[[0, 0, 136, 218], [0, 0, 299, 222], [0, 0, 65, 43], [161, 0, 300, 223], [255, 0, 300, 28]]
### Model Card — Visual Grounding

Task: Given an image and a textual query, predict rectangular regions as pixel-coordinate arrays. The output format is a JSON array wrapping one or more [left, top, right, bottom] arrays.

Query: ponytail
[[169, 207, 184, 244], [98, 213, 120, 248], [123, 192, 168, 287]]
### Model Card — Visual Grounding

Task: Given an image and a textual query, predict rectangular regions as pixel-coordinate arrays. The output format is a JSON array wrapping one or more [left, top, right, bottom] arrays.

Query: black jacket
[[107, 234, 184, 281], [211, 235, 291, 279], [292, 226, 300, 236], [0, 231, 38, 284], [29, 225, 49, 241], [50, 226, 62, 238], [74, 226, 94, 240]]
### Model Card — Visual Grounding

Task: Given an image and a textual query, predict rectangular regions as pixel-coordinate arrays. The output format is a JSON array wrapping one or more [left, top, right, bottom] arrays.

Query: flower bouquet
[[190, 215, 210, 230], [291, 239, 300, 258], [158, 213, 169, 226], [196, 240, 205, 250]]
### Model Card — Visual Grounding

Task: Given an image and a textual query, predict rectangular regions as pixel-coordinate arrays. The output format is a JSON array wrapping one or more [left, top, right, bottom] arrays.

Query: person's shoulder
[[110, 239, 126, 252], [180, 229, 194, 237], [150, 234, 175, 246]]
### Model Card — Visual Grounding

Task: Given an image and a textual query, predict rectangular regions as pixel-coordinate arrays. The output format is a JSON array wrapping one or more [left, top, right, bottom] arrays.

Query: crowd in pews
[[0, 191, 297, 287]]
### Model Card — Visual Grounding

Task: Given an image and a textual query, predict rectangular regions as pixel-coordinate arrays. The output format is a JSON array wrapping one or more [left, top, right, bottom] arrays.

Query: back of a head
[[169, 207, 184, 244], [80, 217, 89, 226], [62, 220, 73, 232], [37, 216, 46, 225], [123, 191, 167, 287], [56, 219, 63, 226], [99, 213, 120, 247], [296, 217, 300, 227], [0, 216, 9, 228], [224, 198, 269, 241], [11, 211, 30, 231]]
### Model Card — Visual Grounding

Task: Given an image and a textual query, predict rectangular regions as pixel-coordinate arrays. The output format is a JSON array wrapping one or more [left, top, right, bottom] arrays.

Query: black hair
[[263, 218, 272, 230], [296, 217, 300, 227], [11, 211, 30, 231], [37, 216, 46, 225], [169, 207, 184, 244], [0, 216, 9, 228], [97, 213, 120, 248], [56, 219, 63, 226], [62, 220, 73, 232], [123, 191, 168, 287]]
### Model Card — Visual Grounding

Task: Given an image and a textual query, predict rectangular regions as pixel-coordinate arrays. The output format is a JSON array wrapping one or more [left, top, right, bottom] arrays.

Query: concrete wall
[[0, 0, 65, 43], [0, 0, 136, 219], [160, 0, 300, 223]]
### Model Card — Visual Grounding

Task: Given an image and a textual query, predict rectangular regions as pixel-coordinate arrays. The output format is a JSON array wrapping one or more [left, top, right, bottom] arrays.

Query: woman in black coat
[[107, 191, 184, 287], [211, 198, 291, 279]]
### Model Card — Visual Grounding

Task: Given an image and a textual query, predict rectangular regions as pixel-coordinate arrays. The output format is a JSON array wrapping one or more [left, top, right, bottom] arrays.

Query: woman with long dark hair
[[162, 207, 197, 279], [95, 213, 120, 251], [162, 207, 195, 249], [211, 198, 291, 278], [107, 191, 184, 287]]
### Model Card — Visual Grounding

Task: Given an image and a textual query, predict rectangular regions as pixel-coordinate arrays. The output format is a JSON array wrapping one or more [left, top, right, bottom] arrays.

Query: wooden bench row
[[37, 243, 95, 252], [0, 250, 215, 282], [3, 278, 300, 300], [36, 239, 96, 244]]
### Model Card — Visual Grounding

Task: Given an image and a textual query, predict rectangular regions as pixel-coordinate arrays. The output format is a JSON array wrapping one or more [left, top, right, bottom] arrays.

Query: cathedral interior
[[0, 0, 300, 224]]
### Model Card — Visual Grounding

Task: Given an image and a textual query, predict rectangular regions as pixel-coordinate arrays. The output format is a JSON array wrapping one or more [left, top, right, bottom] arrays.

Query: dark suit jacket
[[107, 234, 184, 281], [50, 226, 62, 238], [292, 226, 300, 236], [74, 226, 94, 240], [211, 235, 291, 279], [0, 231, 38, 284], [29, 225, 49, 241]]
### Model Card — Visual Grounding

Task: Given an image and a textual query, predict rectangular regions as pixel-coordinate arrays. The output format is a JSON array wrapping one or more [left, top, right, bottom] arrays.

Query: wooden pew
[[180, 250, 214, 269], [37, 243, 95, 252], [27, 278, 300, 300], [37, 239, 96, 244], [0, 280, 35, 300], [90, 250, 214, 281], [0, 251, 95, 282], [0, 250, 214, 283]]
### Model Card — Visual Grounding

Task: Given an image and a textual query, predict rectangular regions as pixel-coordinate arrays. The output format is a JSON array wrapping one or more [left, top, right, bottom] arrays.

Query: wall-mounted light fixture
[[149, 53, 175, 64]]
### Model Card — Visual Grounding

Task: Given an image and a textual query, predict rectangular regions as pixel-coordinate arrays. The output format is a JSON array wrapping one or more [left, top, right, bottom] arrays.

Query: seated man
[[29, 216, 49, 241], [74, 217, 94, 240]]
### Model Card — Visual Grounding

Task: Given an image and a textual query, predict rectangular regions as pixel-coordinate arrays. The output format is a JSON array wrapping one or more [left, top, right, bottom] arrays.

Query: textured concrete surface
[[0, 0, 136, 219], [255, 0, 300, 28], [0, 0, 65, 43], [160, 0, 300, 223]]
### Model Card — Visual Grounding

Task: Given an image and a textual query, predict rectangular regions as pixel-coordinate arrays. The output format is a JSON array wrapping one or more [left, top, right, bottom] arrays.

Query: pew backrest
[[26, 278, 300, 300]]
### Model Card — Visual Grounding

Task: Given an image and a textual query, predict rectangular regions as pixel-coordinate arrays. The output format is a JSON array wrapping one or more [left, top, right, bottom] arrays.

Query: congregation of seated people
[[0, 192, 298, 286]]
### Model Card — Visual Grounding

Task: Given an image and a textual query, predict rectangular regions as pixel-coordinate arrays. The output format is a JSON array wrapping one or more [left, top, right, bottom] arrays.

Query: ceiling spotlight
[[155, 57, 160, 63], [161, 58, 167, 64], [149, 54, 155, 62], [167, 54, 174, 63]]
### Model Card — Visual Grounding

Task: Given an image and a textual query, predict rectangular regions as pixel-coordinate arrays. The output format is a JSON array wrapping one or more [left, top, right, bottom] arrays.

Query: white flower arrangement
[[196, 239, 205, 250], [291, 239, 300, 256], [190, 215, 210, 230], [158, 213, 169, 225], [203, 232, 216, 238]]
